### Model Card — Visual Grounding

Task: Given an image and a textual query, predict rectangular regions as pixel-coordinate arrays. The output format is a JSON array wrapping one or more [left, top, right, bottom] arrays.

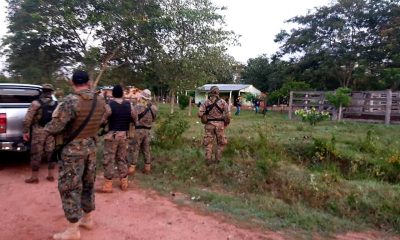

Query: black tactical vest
[[108, 100, 132, 131]]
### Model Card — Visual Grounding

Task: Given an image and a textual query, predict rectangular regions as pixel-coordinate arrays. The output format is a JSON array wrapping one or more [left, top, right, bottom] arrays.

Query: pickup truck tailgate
[[0, 84, 41, 151], [0, 104, 30, 139]]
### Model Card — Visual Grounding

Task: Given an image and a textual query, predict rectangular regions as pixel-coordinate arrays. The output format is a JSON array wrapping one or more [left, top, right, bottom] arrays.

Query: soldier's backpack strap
[[51, 94, 98, 162], [138, 103, 155, 121], [204, 99, 223, 115]]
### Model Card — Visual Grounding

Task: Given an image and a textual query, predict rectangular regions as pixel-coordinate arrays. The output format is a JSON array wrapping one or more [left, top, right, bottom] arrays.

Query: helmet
[[141, 89, 152, 100], [42, 83, 54, 91], [209, 86, 219, 95]]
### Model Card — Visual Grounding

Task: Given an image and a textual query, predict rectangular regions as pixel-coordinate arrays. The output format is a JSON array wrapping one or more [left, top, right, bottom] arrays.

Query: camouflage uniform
[[198, 94, 230, 164], [130, 102, 157, 166], [101, 100, 136, 180], [45, 89, 105, 223], [23, 95, 56, 172]]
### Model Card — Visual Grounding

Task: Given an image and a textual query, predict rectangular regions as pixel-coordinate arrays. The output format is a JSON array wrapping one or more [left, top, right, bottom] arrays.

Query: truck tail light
[[0, 113, 6, 134]]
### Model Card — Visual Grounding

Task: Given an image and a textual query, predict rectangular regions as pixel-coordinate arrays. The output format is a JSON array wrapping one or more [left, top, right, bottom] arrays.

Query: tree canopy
[[242, 0, 400, 102], [2, 0, 237, 93]]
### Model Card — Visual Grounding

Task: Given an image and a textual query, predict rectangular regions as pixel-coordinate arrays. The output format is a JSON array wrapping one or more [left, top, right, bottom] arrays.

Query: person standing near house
[[129, 89, 157, 175], [100, 85, 136, 193], [235, 96, 242, 116], [254, 98, 261, 114], [23, 83, 57, 183], [45, 70, 106, 240], [198, 86, 231, 165]]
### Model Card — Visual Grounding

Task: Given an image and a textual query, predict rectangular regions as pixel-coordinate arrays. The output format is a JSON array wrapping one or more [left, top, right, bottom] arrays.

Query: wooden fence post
[[385, 89, 392, 125], [289, 91, 294, 120]]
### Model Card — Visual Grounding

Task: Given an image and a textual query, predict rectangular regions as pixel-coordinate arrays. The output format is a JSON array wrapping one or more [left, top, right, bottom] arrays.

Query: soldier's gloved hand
[[23, 133, 30, 142]]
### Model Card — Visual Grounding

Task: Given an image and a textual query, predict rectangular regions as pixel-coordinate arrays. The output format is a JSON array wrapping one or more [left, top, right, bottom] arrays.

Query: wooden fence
[[288, 90, 400, 125]]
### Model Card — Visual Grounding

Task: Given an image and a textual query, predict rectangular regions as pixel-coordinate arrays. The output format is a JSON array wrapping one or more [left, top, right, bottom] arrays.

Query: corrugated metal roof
[[197, 84, 252, 92]]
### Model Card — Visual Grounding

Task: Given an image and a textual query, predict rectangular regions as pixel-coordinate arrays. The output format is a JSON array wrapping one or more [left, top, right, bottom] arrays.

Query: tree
[[268, 81, 312, 105], [242, 55, 291, 92], [153, 0, 237, 113], [326, 87, 352, 121], [3, 0, 163, 87], [275, 0, 400, 90]]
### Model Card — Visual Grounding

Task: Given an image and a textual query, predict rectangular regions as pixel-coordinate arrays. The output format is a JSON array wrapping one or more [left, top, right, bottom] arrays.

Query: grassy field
[[126, 104, 400, 235]]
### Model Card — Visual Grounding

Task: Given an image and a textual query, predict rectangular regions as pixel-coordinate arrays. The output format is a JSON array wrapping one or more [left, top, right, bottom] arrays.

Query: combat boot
[[120, 177, 129, 191], [101, 179, 113, 193], [53, 222, 80, 240], [25, 170, 39, 184], [143, 164, 151, 175], [78, 212, 94, 230], [46, 168, 55, 182], [128, 164, 136, 175]]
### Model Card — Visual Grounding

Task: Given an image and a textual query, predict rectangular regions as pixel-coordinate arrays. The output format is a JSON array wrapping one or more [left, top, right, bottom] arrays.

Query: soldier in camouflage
[[198, 86, 231, 165], [100, 85, 136, 193], [129, 89, 157, 175], [44, 71, 106, 240], [23, 83, 57, 183]]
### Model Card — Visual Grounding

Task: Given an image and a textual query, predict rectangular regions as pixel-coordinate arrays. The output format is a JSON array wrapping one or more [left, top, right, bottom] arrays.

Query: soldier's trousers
[[203, 124, 228, 162], [58, 138, 97, 223], [30, 127, 55, 171], [131, 129, 151, 165], [103, 131, 128, 180]]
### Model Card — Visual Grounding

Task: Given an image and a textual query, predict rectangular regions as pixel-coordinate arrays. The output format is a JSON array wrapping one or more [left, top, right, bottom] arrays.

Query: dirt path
[[0, 159, 398, 240], [0, 161, 284, 240]]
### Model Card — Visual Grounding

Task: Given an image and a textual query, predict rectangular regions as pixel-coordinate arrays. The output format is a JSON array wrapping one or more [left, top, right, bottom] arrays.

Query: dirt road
[[0, 158, 399, 240], [0, 159, 284, 240]]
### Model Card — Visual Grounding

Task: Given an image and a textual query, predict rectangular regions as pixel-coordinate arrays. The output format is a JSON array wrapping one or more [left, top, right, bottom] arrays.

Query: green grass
[[102, 104, 400, 235]]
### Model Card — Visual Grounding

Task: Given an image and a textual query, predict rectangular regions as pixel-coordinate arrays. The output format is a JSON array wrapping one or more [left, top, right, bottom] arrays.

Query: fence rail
[[288, 90, 399, 125]]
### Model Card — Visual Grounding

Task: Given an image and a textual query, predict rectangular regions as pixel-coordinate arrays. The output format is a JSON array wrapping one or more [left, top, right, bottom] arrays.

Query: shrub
[[359, 130, 378, 154], [178, 94, 190, 110], [154, 112, 189, 149], [295, 107, 330, 125]]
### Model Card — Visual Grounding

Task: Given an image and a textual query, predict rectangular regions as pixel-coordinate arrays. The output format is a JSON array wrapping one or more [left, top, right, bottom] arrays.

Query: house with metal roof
[[195, 84, 262, 107]]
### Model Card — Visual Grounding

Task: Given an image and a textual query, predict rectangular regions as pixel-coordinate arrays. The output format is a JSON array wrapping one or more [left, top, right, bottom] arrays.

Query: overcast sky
[[211, 0, 332, 63], [0, 0, 332, 72]]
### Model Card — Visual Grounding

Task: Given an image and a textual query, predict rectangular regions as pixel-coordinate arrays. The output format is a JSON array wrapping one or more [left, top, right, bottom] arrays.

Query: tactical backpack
[[38, 99, 58, 127]]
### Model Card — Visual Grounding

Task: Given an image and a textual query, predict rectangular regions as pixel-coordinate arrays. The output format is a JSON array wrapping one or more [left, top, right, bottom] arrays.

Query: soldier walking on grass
[[198, 86, 231, 165], [23, 84, 57, 183], [45, 70, 105, 240], [100, 85, 136, 193], [128, 89, 157, 175]]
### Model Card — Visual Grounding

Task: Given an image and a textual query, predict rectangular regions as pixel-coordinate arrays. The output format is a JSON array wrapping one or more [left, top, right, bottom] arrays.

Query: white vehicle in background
[[0, 83, 53, 152]]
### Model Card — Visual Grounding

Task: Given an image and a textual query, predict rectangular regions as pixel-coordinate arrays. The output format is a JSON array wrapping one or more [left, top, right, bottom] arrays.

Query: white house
[[195, 84, 262, 107]]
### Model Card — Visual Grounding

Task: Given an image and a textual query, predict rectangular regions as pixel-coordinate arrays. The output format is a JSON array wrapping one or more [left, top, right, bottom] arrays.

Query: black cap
[[72, 70, 89, 85], [112, 85, 123, 98]]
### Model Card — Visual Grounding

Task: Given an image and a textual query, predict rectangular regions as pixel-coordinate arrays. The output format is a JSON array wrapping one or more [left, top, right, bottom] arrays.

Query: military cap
[[42, 83, 54, 91], [112, 85, 124, 98], [72, 70, 89, 85], [209, 86, 220, 95], [141, 89, 152, 100]]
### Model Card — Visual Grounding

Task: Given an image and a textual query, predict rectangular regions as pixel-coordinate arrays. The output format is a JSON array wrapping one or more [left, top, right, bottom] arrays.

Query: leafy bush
[[359, 130, 378, 153], [295, 107, 330, 125], [154, 112, 189, 149], [178, 94, 190, 110], [326, 87, 352, 109], [312, 136, 338, 163]]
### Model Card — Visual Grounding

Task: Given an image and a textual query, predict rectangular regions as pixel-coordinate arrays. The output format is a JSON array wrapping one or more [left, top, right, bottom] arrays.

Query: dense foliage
[[2, 0, 237, 93], [242, 0, 400, 104]]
